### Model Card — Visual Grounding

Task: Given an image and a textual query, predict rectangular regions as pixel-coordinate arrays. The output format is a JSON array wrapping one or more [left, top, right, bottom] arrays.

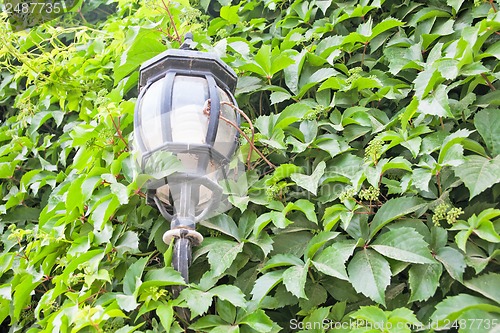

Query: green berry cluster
[[364, 138, 384, 164], [345, 67, 364, 85], [302, 111, 317, 121], [446, 207, 464, 224], [240, 127, 253, 145], [359, 186, 380, 201], [339, 187, 357, 201], [432, 203, 464, 225], [266, 184, 281, 201]]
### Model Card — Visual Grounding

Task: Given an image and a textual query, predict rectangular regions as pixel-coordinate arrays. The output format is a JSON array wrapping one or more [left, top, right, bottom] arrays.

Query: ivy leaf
[[201, 214, 240, 242], [156, 302, 174, 332], [179, 289, 213, 318], [435, 246, 466, 282], [474, 108, 500, 156], [305, 231, 340, 260], [209, 285, 247, 308], [262, 254, 304, 271], [115, 231, 140, 256], [463, 273, 500, 303], [251, 270, 285, 303], [207, 240, 244, 277], [409, 263, 443, 302], [220, 4, 240, 24], [282, 262, 309, 299], [431, 294, 500, 328], [114, 28, 165, 83], [453, 155, 500, 199], [447, 0, 465, 12], [116, 294, 138, 312], [291, 161, 326, 195], [123, 257, 148, 296], [417, 85, 452, 117], [139, 267, 185, 292], [369, 197, 426, 239], [371, 227, 436, 264], [347, 249, 392, 306], [284, 199, 318, 224], [414, 68, 442, 99], [240, 309, 275, 333], [312, 241, 356, 280]]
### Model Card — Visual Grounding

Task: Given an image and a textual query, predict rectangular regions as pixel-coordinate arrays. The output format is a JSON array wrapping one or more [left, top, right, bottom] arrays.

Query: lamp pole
[[132, 33, 240, 298]]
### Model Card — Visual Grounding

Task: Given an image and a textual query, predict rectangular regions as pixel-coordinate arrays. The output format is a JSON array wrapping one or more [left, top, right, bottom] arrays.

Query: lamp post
[[133, 34, 240, 292]]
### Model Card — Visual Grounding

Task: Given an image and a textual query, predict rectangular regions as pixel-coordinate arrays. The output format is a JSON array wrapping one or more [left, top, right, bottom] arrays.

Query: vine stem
[[489, 0, 497, 12], [481, 73, 496, 91], [203, 100, 276, 170], [109, 115, 129, 150], [221, 101, 257, 169], [161, 0, 181, 43]]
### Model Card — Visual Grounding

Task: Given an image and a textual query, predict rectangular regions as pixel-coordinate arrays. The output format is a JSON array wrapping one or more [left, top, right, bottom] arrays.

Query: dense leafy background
[[0, 0, 499, 332]]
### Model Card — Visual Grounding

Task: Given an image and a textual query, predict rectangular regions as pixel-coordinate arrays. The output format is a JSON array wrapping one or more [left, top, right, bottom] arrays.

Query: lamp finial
[[180, 32, 195, 50]]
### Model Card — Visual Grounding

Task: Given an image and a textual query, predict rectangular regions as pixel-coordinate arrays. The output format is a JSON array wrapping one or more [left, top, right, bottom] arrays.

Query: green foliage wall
[[0, 0, 500, 332]]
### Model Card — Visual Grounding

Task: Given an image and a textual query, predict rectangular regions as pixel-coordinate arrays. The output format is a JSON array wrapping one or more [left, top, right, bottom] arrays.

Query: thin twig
[[109, 115, 129, 150], [161, 0, 181, 43], [481, 73, 496, 91], [203, 100, 275, 169], [489, 0, 497, 12], [221, 101, 256, 169]]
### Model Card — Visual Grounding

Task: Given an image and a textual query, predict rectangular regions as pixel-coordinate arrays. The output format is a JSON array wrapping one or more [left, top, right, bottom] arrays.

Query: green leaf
[[220, 4, 240, 24], [474, 108, 500, 156], [312, 241, 356, 280], [305, 231, 340, 260], [435, 246, 466, 282], [201, 214, 240, 242], [347, 249, 392, 306], [0, 161, 16, 179], [409, 263, 443, 302], [371, 227, 436, 264], [140, 267, 185, 292], [290, 161, 326, 195], [251, 270, 284, 303], [207, 240, 244, 277], [240, 309, 275, 332], [180, 289, 213, 318], [284, 199, 318, 224], [115, 231, 140, 256], [209, 285, 247, 308], [371, 17, 404, 39], [114, 28, 165, 83], [156, 302, 174, 332], [123, 257, 148, 296], [463, 273, 500, 303], [414, 68, 442, 99], [431, 294, 500, 328], [438, 129, 473, 165], [116, 294, 138, 312], [266, 163, 303, 184], [275, 102, 310, 129], [417, 85, 452, 117], [283, 263, 309, 299], [351, 306, 387, 325], [262, 254, 304, 271], [453, 155, 500, 199], [447, 0, 465, 12], [369, 197, 426, 239]]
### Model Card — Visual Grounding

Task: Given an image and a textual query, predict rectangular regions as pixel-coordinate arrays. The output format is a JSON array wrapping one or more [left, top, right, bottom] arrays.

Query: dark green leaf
[[347, 249, 392, 306], [371, 227, 435, 264]]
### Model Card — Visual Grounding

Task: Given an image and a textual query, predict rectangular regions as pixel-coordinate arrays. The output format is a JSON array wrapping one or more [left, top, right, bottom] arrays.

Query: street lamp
[[133, 34, 240, 289]]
